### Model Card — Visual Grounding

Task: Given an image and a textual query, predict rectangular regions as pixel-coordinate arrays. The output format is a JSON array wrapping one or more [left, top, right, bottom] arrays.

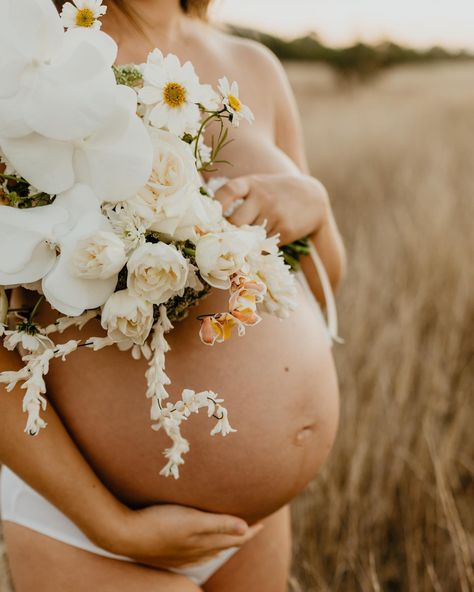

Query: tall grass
[[289, 62, 474, 591]]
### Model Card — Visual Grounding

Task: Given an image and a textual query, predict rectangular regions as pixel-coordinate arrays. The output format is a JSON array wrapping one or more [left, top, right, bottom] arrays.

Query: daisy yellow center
[[228, 94, 242, 112], [163, 82, 187, 108], [75, 8, 96, 27]]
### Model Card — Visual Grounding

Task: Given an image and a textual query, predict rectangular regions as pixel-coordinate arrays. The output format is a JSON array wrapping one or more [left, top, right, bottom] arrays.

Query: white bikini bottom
[[0, 467, 239, 586]]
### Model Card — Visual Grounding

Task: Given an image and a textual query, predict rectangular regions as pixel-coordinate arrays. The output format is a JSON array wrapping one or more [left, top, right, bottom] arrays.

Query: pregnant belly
[[41, 286, 339, 524]]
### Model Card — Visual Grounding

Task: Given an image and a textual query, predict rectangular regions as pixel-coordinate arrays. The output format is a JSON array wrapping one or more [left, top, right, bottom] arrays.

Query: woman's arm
[[0, 343, 259, 567], [271, 50, 346, 300], [0, 344, 127, 541], [215, 41, 346, 304]]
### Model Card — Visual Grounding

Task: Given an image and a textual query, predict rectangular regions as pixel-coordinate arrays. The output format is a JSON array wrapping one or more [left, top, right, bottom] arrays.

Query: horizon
[[211, 0, 474, 51]]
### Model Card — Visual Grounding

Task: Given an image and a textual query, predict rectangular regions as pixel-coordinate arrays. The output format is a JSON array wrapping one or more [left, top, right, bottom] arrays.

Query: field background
[[287, 62, 474, 591], [1, 62, 473, 591]]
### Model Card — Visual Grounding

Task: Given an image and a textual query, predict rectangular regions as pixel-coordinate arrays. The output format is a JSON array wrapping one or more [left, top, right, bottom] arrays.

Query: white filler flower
[[218, 77, 254, 126], [60, 0, 107, 31], [139, 49, 204, 136]]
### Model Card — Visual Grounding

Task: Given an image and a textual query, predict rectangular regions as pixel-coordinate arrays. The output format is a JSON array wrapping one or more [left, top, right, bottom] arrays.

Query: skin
[[1, 1, 345, 590]]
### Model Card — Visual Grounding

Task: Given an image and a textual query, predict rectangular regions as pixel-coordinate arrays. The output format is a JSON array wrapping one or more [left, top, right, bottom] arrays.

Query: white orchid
[[0, 0, 117, 140], [60, 0, 108, 31], [139, 50, 205, 136], [0, 185, 122, 316], [0, 0, 152, 200], [2, 86, 153, 202]]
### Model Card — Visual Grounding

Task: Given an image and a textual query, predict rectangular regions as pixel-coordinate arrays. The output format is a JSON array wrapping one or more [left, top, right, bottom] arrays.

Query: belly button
[[294, 424, 317, 446]]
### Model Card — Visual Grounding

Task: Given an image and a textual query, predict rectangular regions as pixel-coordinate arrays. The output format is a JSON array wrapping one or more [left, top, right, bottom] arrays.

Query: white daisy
[[60, 0, 107, 31], [218, 77, 254, 127], [139, 50, 204, 136]]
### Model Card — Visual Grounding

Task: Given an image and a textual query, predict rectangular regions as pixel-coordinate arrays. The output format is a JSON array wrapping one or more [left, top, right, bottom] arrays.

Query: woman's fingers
[[214, 177, 251, 215], [228, 194, 262, 227], [197, 512, 249, 536], [203, 523, 265, 551]]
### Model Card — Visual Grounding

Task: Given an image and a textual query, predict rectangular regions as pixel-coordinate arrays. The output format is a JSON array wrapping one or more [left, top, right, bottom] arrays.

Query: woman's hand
[[215, 173, 330, 245], [95, 503, 263, 569]]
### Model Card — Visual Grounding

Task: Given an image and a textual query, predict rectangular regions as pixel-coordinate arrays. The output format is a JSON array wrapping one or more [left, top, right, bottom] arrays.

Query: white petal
[[230, 81, 240, 97], [147, 48, 164, 66], [143, 62, 167, 88], [52, 184, 101, 239], [0, 202, 69, 284], [139, 85, 163, 106], [42, 211, 117, 316], [74, 87, 153, 202], [0, 38, 30, 99], [148, 104, 169, 129], [0, 0, 63, 64], [60, 4, 78, 28], [62, 28, 117, 70], [0, 133, 74, 195], [23, 39, 117, 141], [0, 242, 57, 287], [0, 93, 32, 138]]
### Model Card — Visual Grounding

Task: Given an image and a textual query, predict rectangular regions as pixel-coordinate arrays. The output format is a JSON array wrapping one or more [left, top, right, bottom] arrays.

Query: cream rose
[[101, 290, 154, 346], [71, 231, 127, 280], [256, 253, 298, 319], [130, 129, 200, 221], [127, 242, 189, 305], [195, 230, 257, 290]]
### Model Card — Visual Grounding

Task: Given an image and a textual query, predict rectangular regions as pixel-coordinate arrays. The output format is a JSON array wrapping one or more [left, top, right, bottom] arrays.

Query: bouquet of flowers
[[0, 0, 306, 478]]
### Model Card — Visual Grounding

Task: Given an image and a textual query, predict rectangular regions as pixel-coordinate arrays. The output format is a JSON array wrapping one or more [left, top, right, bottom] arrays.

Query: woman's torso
[[17, 22, 340, 524]]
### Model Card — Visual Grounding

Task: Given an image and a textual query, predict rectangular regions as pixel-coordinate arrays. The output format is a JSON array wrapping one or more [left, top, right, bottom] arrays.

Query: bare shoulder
[[208, 27, 287, 87]]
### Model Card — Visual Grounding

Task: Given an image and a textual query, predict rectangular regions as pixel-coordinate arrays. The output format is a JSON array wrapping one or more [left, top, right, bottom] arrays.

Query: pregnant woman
[[0, 1, 345, 590]]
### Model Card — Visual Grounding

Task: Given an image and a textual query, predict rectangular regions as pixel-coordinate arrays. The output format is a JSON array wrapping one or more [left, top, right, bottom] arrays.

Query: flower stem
[[28, 295, 45, 323], [193, 108, 227, 164], [0, 173, 22, 182]]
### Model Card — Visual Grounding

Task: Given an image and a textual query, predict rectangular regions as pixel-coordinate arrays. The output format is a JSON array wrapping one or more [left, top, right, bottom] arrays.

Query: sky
[[212, 0, 474, 51]]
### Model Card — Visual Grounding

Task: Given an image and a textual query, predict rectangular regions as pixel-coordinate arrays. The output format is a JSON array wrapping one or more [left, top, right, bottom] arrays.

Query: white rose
[[130, 129, 200, 220], [197, 195, 225, 234], [71, 231, 127, 280], [195, 230, 257, 290], [147, 186, 201, 239], [127, 242, 189, 305], [256, 253, 298, 319], [101, 290, 154, 346], [148, 129, 200, 194]]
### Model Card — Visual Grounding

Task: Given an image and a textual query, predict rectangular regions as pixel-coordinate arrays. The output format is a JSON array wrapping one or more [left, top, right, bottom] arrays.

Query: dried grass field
[[1, 62, 473, 591], [288, 62, 474, 591]]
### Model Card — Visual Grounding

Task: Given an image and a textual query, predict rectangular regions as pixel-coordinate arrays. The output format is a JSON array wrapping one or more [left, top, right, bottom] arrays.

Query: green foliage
[[113, 64, 144, 88], [0, 173, 54, 208], [280, 238, 310, 271], [228, 27, 473, 78]]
